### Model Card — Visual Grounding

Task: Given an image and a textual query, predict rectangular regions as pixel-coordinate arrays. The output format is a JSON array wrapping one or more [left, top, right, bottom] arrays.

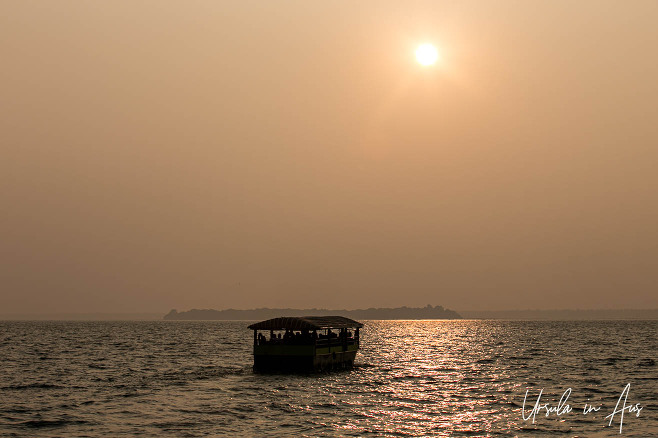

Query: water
[[0, 320, 655, 437]]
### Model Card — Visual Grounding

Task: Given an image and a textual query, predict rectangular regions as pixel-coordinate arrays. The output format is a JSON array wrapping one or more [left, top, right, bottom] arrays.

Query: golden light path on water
[[0, 320, 656, 436]]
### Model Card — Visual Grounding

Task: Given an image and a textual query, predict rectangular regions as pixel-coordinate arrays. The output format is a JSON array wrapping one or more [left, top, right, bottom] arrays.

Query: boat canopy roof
[[248, 316, 363, 331]]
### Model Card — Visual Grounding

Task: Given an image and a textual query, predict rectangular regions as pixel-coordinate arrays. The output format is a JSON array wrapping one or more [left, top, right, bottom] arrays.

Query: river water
[[1, 320, 655, 436]]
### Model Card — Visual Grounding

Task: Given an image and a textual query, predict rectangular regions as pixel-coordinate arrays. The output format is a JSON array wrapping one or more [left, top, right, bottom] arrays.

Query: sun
[[416, 43, 439, 66]]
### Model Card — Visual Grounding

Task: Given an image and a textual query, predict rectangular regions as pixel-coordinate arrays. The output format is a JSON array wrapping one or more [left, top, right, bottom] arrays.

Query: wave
[[2, 383, 63, 390], [19, 419, 88, 429]]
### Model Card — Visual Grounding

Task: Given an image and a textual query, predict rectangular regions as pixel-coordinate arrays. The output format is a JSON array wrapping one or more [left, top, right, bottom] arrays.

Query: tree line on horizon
[[164, 305, 462, 320]]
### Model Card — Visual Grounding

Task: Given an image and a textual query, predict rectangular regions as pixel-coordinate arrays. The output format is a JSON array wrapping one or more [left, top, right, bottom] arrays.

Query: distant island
[[458, 309, 658, 320], [164, 305, 462, 320]]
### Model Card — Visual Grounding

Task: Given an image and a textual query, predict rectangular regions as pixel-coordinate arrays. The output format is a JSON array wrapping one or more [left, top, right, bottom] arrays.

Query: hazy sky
[[2, 1, 657, 314]]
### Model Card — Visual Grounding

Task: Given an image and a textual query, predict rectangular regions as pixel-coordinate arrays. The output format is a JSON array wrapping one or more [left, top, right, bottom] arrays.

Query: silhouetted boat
[[248, 316, 362, 372]]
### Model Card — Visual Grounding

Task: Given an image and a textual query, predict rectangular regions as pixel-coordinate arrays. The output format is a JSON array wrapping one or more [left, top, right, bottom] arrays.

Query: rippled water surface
[[1, 320, 656, 436]]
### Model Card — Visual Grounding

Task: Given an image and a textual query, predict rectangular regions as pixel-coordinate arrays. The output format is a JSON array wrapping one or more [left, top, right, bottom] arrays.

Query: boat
[[248, 316, 363, 372]]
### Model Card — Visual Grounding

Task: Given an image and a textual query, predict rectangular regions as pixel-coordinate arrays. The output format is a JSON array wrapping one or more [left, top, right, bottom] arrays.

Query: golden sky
[[1, 1, 657, 313]]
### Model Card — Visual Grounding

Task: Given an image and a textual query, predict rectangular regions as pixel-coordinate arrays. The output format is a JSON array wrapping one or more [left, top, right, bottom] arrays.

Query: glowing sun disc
[[416, 43, 438, 66]]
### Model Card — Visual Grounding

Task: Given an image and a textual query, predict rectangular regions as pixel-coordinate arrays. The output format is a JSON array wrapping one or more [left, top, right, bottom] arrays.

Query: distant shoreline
[[1, 308, 656, 321], [164, 305, 462, 321], [163, 307, 658, 321], [458, 309, 658, 320]]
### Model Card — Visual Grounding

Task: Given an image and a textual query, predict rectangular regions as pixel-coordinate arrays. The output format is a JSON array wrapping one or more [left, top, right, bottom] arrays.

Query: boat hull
[[253, 344, 358, 372]]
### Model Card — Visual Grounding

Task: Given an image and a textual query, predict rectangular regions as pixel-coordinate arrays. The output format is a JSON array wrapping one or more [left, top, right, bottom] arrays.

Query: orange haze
[[1, 1, 657, 314]]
